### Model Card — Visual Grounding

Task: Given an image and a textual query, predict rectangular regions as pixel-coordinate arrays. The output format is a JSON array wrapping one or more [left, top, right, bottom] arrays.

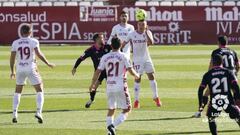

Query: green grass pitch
[[0, 45, 240, 135]]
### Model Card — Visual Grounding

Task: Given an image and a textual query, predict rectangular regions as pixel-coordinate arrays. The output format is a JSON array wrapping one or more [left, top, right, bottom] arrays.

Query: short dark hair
[[218, 35, 228, 46], [120, 11, 127, 15], [21, 24, 31, 35], [212, 54, 223, 66], [93, 33, 103, 42], [111, 37, 121, 50]]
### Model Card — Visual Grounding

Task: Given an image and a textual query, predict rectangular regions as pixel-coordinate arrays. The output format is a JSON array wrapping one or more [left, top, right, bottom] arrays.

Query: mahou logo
[[205, 7, 240, 21], [123, 7, 183, 21]]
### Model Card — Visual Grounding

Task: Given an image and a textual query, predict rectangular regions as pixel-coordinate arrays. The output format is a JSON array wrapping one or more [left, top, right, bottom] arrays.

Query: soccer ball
[[135, 9, 147, 21]]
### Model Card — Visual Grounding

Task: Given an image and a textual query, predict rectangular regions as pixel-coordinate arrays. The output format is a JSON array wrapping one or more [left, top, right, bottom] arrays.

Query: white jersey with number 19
[[11, 37, 39, 71], [98, 51, 132, 93]]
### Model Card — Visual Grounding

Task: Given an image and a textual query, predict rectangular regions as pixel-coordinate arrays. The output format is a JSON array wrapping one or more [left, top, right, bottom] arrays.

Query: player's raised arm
[[121, 32, 131, 51], [121, 41, 128, 51], [107, 26, 116, 45], [145, 27, 154, 46], [34, 47, 55, 68], [72, 48, 91, 76], [10, 51, 16, 79]]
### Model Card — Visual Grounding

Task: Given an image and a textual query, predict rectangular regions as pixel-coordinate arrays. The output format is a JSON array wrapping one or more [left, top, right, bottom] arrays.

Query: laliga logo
[[212, 94, 229, 111]]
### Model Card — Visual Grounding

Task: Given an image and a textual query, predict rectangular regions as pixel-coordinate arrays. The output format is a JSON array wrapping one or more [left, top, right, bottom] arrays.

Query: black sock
[[90, 91, 96, 101], [208, 118, 217, 135]]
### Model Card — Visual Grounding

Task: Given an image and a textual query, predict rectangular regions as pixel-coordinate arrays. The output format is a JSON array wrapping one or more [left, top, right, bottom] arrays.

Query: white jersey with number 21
[[98, 51, 132, 93]]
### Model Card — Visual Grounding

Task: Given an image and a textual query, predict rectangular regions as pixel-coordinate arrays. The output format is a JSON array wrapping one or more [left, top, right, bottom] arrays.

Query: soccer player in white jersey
[[122, 20, 162, 108], [107, 11, 134, 59], [89, 37, 139, 135], [10, 24, 55, 123]]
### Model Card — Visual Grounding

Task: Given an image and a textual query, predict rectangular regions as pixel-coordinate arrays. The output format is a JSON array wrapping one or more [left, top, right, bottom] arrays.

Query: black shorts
[[98, 70, 107, 84], [207, 103, 240, 119]]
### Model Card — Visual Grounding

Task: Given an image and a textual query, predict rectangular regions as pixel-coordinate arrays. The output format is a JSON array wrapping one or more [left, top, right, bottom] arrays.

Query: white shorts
[[133, 61, 155, 75], [107, 85, 131, 110], [16, 68, 42, 85]]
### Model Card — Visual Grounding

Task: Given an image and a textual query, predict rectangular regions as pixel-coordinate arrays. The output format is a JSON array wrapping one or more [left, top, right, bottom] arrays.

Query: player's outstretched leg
[[34, 84, 44, 124], [134, 82, 141, 108], [208, 117, 218, 135], [227, 105, 240, 127], [147, 73, 162, 107], [12, 93, 21, 123], [12, 85, 23, 123], [106, 109, 116, 135], [85, 91, 96, 108], [107, 124, 116, 135], [85, 81, 101, 108], [35, 113, 43, 124]]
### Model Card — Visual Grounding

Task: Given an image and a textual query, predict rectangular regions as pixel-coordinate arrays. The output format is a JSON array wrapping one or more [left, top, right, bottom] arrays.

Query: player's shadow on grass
[[138, 129, 240, 135], [127, 116, 193, 122], [0, 110, 78, 115], [0, 122, 39, 126], [0, 108, 107, 115], [2, 91, 96, 97], [91, 116, 193, 123]]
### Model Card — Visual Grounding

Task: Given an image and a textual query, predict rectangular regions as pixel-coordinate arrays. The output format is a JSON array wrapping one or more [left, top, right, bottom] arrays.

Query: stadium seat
[[21, 0, 34, 2], [53, 2, 65, 6], [159, 1, 172, 6], [173, 1, 184, 6], [34, 0, 45, 2], [44, 0, 58, 2], [9, 0, 20, 2], [71, 0, 84, 1], [162, 0, 174, 2], [41, 2, 53, 6], [237, 1, 240, 6], [79, 1, 91, 6], [2, 2, 14, 7], [224, 1, 236, 6], [28, 2, 40, 6], [198, 1, 210, 6], [15, 2, 27, 7], [185, 1, 197, 6], [147, 1, 159, 6], [211, 1, 223, 6], [92, 1, 104, 6], [135, 1, 147, 6], [66, 1, 78, 6]]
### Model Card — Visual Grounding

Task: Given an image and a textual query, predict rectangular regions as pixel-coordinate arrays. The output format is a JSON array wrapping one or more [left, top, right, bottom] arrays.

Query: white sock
[[106, 116, 113, 126], [113, 113, 127, 127], [36, 92, 44, 114], [13, 93, 21, 118], [134, 82, 140, 101], [150, 80, 159, 99]]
